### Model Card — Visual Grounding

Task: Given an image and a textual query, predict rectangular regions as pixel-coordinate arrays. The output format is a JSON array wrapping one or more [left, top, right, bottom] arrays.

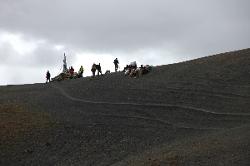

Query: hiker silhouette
[[96, 63, 102, 76], [46, 70, 51, 83], [113, 58, 119, 72], [91, 63, 97, 77]]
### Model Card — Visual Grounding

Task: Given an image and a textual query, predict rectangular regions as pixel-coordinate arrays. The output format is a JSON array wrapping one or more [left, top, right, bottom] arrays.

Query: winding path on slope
[[50, 84, 250, 130], [52, 84, 250, 116]]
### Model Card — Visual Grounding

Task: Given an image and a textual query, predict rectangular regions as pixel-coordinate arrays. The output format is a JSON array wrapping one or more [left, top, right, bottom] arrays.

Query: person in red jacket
[[69, 66, 74, 78]]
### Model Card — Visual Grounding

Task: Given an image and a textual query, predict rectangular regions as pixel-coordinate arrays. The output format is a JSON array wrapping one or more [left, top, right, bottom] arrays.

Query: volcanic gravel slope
[[1, 48, 250, 166]]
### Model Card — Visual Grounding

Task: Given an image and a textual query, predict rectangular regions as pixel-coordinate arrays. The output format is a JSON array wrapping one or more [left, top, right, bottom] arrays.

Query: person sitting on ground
[[135, 67, 142, 78], [141, 65, 150, 75], [123, 61, 137, 77], [138, 65, 145, 77], [123, 65, 129, 72], [124, 65, 131, 76], [124, 69, 130, 76], [113, 58, 119, 72], [129, 68, 137, 77], [96, 63, 102, 76], [91, 63, 97, 77], [78, 65, 84, 78], [46, 70, 51, 83], [138, 65, 152, 77]]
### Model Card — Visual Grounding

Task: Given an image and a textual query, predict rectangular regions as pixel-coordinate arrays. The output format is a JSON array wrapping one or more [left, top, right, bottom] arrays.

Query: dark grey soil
[[1, 48, 250, 166]]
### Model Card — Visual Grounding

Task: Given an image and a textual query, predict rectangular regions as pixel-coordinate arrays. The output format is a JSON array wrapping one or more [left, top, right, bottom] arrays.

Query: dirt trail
[[52, 84, 250, 131], [52, 83, 250, 116]]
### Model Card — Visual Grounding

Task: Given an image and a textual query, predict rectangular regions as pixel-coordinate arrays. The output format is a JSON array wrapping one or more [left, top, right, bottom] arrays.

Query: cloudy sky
[[0, 0, 249, 85]]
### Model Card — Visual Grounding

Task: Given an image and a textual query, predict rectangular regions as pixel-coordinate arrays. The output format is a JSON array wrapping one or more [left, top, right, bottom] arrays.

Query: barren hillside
[[1, 48, 250, 166]]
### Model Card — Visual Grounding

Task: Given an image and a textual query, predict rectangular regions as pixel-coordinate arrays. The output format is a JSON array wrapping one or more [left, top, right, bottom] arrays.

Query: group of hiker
[[123, 61, 152, 78], [46, 65, 84, 83], [90, 58, 119, 77], [68, 65, 84, 78], [46, 55, 151, 83], [91, 63, 102, 77]]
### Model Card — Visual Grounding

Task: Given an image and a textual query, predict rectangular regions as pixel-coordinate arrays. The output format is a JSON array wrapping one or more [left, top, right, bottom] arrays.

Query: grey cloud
[[29, 44, 63, 67], [0, 36, 63, 68], [1, 0, 249, 55], [0, 42, 17, 64]]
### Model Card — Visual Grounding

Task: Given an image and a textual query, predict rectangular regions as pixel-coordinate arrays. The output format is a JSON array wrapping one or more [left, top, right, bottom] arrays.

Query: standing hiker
[[46, 70, 51, 83], [78, 65, 84, 78], [91, 63, 97, 77], [96, 63, 102, 76], [113, 58, 119, 72]]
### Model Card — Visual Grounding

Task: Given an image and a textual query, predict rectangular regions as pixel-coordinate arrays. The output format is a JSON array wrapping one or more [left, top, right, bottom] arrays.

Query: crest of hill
[[55, 48, 250, 114], [53, 48, 250, 96], [146, 48, 250, 85], [78, 48, 250, 86], [65, 48, 250, 88]]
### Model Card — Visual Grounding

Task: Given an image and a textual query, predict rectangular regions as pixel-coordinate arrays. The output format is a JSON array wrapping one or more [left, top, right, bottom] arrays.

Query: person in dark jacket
[[46, 70, 51, 83], [113, 58, 119, 72], [96, 63, 102, 76], [91, 63, 97, 77]]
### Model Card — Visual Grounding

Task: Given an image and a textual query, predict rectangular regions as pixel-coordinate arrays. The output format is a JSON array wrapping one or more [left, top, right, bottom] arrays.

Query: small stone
[[24, 149, 33, 154], [45, 142, 51, 147]]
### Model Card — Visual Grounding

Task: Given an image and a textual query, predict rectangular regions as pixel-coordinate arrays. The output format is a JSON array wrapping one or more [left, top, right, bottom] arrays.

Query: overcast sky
[[0, 0, 249, 85]]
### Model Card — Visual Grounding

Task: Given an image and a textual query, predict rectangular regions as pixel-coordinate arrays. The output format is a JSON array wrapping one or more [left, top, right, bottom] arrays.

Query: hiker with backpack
[[91, 63, 97, 77], [113, 58, 119, 72]]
